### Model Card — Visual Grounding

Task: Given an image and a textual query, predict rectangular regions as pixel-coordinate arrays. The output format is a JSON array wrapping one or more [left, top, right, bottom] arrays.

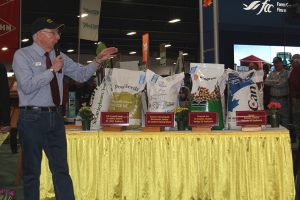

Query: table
[[40, 128, 295, 200], [0, 132, 9, 146]]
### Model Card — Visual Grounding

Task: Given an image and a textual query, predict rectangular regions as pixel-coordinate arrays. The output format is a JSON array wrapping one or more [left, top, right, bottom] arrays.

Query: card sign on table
[[236, 111, 267, 126], [144, 112, 174, 131], [100, 112, 129, 127], [188, 112, 218, 131]]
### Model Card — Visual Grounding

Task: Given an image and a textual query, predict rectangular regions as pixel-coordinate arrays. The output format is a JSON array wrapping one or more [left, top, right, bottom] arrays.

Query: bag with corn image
[[190, 63, 225, 130]]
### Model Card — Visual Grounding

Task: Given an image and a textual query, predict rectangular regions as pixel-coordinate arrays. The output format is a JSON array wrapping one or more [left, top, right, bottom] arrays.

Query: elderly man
[[12, 17, 118, 200], [265, 57, 289, 128]]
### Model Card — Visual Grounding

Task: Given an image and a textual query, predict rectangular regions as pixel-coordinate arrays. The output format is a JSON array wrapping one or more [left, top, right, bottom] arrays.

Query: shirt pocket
[[31, 61, 47, 75]]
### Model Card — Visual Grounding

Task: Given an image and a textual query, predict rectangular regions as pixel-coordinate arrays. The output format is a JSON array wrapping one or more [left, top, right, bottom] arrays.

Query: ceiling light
[[87, 60, 93, 63], [182, 52, 188, 56], [156, 57, 160, 60], [173, 62, 177, 65], [126, 32, 136, 36], [67, 49, 74, 53], [165, 44, 171, 47], [1, 47, 8, 51], [78, 13, 88, 18], [22, 38, 29, 42], [129, 51, 136, 55], [168, 19, 181, 23]]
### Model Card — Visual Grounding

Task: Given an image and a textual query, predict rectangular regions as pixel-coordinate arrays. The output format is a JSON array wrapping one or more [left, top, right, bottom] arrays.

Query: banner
[[160, 43, 166, 66], [79, 0, 101, 41], [0, 0, 20, 62], [219, 0, 300, 28], [142, 33, 149, 64]]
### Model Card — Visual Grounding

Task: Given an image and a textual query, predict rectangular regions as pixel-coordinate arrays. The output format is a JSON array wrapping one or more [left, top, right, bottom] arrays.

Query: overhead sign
[[219, 0, 300, 28], [142, 33, 149, 65], [0, 0, 20, 62], [79, 0, 101, 41], [160, 43, 166, 66]]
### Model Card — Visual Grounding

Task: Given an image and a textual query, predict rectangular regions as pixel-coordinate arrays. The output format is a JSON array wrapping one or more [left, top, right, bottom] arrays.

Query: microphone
[[54, 44, 62, 73]]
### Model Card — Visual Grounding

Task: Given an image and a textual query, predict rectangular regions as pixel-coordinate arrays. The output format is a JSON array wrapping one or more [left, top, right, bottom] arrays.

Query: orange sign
[[142, 33, 149, 64]]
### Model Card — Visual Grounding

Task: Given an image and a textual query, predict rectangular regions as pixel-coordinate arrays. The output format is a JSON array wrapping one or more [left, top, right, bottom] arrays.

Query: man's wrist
[[49, 68, 56, 76], [93, 57, 102, 65]]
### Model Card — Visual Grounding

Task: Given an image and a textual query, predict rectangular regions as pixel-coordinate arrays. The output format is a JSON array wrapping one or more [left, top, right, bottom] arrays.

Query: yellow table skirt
[[40, 129, 295, 200]]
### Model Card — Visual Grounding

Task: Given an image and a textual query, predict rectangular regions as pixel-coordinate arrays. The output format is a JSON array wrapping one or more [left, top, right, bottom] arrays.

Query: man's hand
[[51, 55, 64, 72], [94, 47, 118, 64]]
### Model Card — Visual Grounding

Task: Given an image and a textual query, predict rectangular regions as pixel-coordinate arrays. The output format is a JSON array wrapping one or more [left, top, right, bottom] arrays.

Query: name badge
[[34, 62, 42, 66]]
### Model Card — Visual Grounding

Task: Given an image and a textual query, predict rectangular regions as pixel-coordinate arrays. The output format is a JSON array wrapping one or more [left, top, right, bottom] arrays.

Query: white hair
[[32, 33, 37, 42]]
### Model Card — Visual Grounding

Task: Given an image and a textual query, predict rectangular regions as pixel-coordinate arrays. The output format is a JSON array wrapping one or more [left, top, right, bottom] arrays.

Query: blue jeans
[[18, 109, 74, 200]]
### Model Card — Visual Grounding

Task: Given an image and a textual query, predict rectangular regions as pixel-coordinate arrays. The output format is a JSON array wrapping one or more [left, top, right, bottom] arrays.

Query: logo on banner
[[243, 0, 289, 15], [0, 0, 14, 6], [0, 18, 16, 37]]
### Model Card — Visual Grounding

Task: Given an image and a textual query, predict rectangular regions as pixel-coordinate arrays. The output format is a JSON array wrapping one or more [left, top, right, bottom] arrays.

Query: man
[[0, 63, 10, 133], [248, 62, 259, 70], [289, 54, 300, 138], [264, 57, 289, 128], [12, 17, 118, 200]]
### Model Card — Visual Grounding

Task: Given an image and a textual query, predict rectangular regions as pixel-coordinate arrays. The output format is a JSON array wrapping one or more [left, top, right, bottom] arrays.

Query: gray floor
[[0, 138, 23, 200]]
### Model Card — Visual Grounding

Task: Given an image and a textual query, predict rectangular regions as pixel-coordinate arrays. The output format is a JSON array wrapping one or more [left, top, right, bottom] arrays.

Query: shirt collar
[[32, 43, 54, 57]]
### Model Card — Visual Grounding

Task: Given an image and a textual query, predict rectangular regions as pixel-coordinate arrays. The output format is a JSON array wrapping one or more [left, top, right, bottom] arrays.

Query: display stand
[[142, 127, 163, 132], [102, 126, 125, 132], [241, 125, 262, 132], [192, 126, 212, 132]]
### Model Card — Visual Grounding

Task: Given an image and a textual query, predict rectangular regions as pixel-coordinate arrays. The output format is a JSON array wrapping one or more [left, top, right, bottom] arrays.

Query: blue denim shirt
[[12, 43, 98, 107]]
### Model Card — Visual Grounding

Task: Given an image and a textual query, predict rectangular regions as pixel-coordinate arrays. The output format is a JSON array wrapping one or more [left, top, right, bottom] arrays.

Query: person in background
[[0, 63, 10, 133], [12, 17, 118, 200], [262, 63, 271, 108], [290, 54, 300, 198], [248, 62, 259, 70], [264, 57, 289, 128], [289, 54, 300, 139]]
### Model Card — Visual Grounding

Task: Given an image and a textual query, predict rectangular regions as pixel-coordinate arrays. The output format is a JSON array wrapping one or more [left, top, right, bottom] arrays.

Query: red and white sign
[[0, 0, 20, 62]]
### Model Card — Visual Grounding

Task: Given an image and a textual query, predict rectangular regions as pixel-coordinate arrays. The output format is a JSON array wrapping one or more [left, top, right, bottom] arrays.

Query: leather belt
[[20, 106, 60, 112], [270, 95, 288, 99]]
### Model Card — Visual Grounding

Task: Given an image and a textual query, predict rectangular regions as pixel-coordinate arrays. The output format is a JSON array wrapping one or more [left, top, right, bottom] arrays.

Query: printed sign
[[0, 0, 20, 62], [219, 0, 300, 28], [188, 112, 218, 127], [100, 112, 129, 126], [236, 110, 267, 126], [145, 112, 174, 127], [79, 0, 101, 41]]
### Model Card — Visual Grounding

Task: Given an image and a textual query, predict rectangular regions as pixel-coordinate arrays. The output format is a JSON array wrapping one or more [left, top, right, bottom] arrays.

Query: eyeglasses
[[41, 30, 61, 36]]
